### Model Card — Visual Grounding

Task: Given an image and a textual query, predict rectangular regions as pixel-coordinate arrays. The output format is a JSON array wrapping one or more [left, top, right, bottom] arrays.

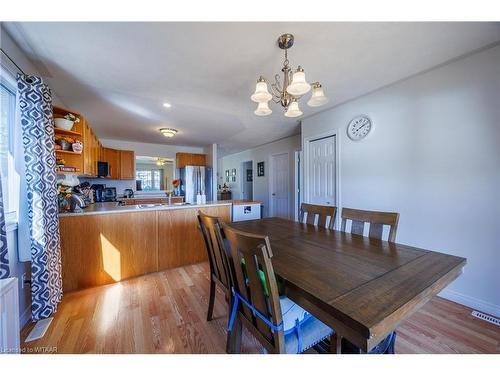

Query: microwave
[[97, 161, 109, 178]]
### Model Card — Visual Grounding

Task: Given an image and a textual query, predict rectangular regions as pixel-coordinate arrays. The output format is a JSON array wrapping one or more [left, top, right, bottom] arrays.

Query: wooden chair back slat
[[341, 207, 400, 242], [198, 212, 230, 289], [299, 203, 337, 230], [351, 220, 365, 236], [369, 223, 384, 239], [222, 223, 285, 353]]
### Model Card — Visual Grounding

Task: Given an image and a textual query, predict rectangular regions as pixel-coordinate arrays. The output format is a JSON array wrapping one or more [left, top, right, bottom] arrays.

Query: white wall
[[301, 45, 500, 316], [219, 135, 301, 217]]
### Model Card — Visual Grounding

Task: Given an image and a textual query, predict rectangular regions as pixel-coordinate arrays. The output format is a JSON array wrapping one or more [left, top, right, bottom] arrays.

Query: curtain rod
[[0, 48, 27, 75]]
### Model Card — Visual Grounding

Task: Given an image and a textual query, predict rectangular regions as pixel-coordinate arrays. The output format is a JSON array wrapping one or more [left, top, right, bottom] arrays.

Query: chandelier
[[251, 33, 328, 117], [156, 157, 167, 166]]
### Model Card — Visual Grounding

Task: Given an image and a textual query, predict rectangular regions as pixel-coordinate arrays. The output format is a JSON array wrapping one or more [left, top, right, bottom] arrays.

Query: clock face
[[347, 116, 372, 141]]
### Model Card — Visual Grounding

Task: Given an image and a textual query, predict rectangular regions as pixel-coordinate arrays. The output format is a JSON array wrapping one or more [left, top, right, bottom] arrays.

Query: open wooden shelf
[[56, 149, 82, 155], [56, 169, 81, 175], [54, 128, 82, 137]]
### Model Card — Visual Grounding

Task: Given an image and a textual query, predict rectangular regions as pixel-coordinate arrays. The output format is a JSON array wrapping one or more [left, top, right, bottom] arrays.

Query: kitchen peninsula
[[58, 201, 231, 292]]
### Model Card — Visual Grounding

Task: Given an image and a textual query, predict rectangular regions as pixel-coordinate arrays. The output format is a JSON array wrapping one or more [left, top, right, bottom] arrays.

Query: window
[[136, 169, 162, 190], [0, 65, 19, 224]]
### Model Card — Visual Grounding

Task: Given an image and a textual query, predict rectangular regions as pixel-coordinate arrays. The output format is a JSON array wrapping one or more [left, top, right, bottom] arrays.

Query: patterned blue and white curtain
[[0, 173, 10, 279], [17, 74, 62, 321]]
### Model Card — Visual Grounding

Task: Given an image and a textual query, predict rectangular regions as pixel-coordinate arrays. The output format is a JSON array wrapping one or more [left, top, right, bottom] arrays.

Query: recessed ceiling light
[[163, 102, 172, 108], [160, 128, 178, 138]]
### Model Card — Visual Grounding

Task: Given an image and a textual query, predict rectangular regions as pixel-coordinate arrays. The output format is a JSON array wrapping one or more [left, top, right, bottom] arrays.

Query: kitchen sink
[[137, 202, 191, 209]]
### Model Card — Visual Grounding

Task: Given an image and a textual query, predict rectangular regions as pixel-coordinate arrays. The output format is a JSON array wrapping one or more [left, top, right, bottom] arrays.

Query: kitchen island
[[59, 201, 231, 292]]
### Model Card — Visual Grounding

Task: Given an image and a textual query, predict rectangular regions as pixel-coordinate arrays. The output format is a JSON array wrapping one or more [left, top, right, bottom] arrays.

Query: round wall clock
[[347, 115, 372, 141]]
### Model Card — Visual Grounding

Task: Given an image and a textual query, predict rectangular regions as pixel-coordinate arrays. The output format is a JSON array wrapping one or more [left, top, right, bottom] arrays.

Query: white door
[[270, 153, 289, 218], [307, 135, 336, 206]]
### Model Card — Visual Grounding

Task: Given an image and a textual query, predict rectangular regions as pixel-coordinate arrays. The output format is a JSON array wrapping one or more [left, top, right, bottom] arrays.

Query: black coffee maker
[[91, 184, 106, 202]]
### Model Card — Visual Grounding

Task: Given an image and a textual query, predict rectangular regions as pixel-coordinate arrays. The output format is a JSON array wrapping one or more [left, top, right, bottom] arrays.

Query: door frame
[[268, 151, 290, 219], [294, 149, 303, 222], [302, 130, 341, 229], [239, 159, 254, 200]]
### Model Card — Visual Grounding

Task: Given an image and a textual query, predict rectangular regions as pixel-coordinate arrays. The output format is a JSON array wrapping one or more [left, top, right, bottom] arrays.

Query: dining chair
[[339, 207, 399, 353], [299, 203, 337, 229], [221, 222, 333, 354], [197, 211, 231, 322], [341, 207, 400, 242]]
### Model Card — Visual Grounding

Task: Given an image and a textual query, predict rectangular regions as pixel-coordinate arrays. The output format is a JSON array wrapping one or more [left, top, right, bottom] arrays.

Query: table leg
[[330, 333, 342, 354]]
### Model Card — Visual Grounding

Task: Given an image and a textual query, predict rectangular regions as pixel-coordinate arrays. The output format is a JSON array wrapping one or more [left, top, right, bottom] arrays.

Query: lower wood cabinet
[[59, 205, 231, 292], [59, 211, 158, 292], [157, 206, 230, 269]]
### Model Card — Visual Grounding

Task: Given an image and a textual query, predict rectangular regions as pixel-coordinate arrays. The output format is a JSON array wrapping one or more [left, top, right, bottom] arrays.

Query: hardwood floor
[[21, 262, 500, 354]]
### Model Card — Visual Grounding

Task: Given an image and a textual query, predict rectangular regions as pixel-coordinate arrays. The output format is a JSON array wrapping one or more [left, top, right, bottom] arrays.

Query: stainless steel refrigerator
[[179, 166, 213, 204]]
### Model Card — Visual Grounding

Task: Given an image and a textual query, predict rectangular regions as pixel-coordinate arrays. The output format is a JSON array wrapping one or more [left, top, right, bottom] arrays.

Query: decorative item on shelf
[[54, 113, 80, 131], [56, 158, 65, 166], [56, 166, 79, 173], [257, 161, 264, 177], [250, 33, 328, 118], [56, 138, 72, 151], [71, 140, 83, 154], [172, 178, 181, 196]]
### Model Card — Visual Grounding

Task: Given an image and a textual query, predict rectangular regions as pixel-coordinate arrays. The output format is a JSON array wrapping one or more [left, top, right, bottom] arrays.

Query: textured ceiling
[[4, 22, 500, 155]]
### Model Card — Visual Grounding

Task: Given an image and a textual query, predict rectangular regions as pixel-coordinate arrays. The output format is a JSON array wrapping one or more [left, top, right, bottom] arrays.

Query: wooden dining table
[[230, 217, 467, 353]]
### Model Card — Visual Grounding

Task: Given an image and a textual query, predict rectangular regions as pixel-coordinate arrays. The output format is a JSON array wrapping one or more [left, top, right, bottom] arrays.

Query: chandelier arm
[[270, 83, 281, 97], [273, 74, 282, 91]]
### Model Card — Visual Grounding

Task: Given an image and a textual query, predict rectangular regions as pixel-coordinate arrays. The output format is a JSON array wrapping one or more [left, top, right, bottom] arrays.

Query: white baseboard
[[439, 289, 500, 318], [20, 305, 31, 328]]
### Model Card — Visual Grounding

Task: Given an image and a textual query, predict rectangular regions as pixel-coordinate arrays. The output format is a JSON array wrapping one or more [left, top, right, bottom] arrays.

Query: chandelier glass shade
[[284, 100, 302, 118], [251, 79, 273, 103], [287, 67, 311, 96], [251, 33, 328, 117], [307, 83, 329, 107], [254, 101, 272, 116]]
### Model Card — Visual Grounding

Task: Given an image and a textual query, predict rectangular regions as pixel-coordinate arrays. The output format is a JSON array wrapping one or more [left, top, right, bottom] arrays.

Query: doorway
[[240, 160, 253, 200], [270, 152, 289, 219], [304, 133, 337, 208]]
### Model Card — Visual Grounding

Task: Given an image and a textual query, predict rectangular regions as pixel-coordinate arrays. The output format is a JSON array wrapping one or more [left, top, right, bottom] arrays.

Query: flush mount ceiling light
[[156, 157, 166, 166], [251, 33, 328, 118], [163, 102, 172, 108], [160, 128, 178, 137]]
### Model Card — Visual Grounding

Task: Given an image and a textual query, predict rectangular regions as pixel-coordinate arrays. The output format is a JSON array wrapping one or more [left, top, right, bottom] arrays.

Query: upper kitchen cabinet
[[102, 147, 121, 179], [176, 152, 206, 168], [101, 147, 135, 180], [82, 120, 100, 177], [119, 150, 135, 180]]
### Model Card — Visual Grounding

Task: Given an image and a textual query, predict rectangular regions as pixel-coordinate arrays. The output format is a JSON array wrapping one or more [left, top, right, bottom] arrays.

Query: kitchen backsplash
[[79, 178, 135, 196]]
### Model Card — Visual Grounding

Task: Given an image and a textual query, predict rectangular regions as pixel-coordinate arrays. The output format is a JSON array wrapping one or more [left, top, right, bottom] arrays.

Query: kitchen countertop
[[59, 200, 233, 217], [232, 200, 263, 206]]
